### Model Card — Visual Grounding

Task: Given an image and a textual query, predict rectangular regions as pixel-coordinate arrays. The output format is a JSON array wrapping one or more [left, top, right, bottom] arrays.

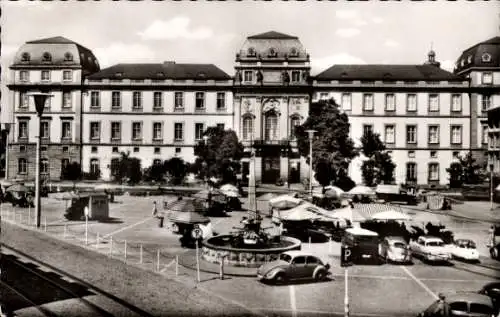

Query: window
[[63, 70, 72, 81], [174, 92, 184, 109], [91, 146, 98, 153], [451, 94, 461, 112], [132, 122, 142, 140], [452, 151, 459, 158], [430, 151, 437, 158], [481, 53, 492, 63], [408, 150, 415, 158], [217, 92, 226, 109], [174, 123, 184, 141], [290, 117, 301, 138], [90, 122, 100, 140], [406, 163, 417, 181], [110, 158, 120, 177], [61, 121, 72, 139], [64, 52, 73, 61], [41, 121, 50, 139], [154, 147, 161, 154], [90, 91, 100, 108], [62, 91, 72, 108], [132, 92, 142, 109], [289, 47, 298, 57], [268, 48, 277, 57], [195, 123, 204, 141], [406, 125, 417, 144], [111, 91, 121, 109], [482, 124, 489, 144], [247, 47, 256, 56], [21, 52, 30, 62], [385, 94, 395, 111], [41, 70, 50, 82], [320, 93, 329, 100], [217, 123, 225, 130], [292, 256, 306, 265], [153, 159, 162, 166], [40, 158, 49, 174], [428, 163, 439, 181], [406, 94, 417, 112], [111, 122, 121, 140], [19, 92, 29, 108], [264, 112, 279, 141], [18, 121, 28, 139], [242, 117, 253, 140], [175, 147, 181, 154], [470, 303, 494, 315], [90, 158, 100, 176], [482, 95, 491, 111], [449, 302, 468, 314], [41, 146, 47, 153], [384, 125, 395, 144], [44, 97, 51, 110], [153, 122, 162, 140], [20, 71, 29, 82], [451, 125, 462, 144], [42, 52, 52, 62], [18, 158, 27, 174], [153, 92, 162, 109], [306, 256, 320, 265], [195, 92, 205, 110], [363, 124, 373, 137], [243, 70, 253, 82], [133, 147, 139, 153], [428, 125, 439, 144], [341, 93, 352, 110], [112, 147, 119, 153], [363, 94, 374, 111], [291, 71, 300, 82], [428, 94, 439, 112], [482, 72, 493, 85], [61, 159, 69, 172]]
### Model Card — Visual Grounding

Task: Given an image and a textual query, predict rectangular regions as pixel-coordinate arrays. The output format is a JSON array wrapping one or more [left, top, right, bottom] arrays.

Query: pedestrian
[[488, 225, 496, 247], [152, 201, 158, 217], [433, 293, 450, 317]]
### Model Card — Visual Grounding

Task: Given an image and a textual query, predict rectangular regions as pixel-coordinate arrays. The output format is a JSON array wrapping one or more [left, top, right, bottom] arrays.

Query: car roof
[[420, 236, 443, 242], [447, 293, 494, 307], [385, 236, 407, 242], [455, 239, 474, 243], [282, 250, 317, 258], [345, 227, 378, 236]]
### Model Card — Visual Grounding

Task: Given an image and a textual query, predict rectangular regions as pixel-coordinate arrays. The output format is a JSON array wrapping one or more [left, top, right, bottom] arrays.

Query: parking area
[[1, 194, 499, 317]]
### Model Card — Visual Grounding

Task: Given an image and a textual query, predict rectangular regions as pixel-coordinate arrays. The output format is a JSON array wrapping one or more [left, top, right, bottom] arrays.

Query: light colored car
[[450, 239, 480, 261], [379, 236, 412, 263], [418, 293, 495, 317], [256, 251, 330, 284], [409, 236, 451, 262]]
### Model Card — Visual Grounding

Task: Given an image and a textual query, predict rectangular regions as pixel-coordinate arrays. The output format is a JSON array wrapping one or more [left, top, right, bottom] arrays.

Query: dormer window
[[467, 55, 472, 64], [115, 72, 123, 78], [21, 52, 30, 62], [460, 59, 465, 67], [482, 53, 492, 63], [289, 47, 298, 57], [198, 72, 206, 78], [341, 72, 348, 78], [42, 52, 52, 62], [156, 72, 164, 77], [64, 52, 73, 61], [88, 56, 93, 64], [247, 47, 256, 57], [268, 48, 277, 57]]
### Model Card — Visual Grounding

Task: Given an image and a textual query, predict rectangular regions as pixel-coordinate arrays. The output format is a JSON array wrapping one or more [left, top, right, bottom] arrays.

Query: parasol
[[169, 211, 210, 224], [164, 199, 206, 213], [348, 185, 376, 196], [324, 186, 345, 199], [371, 209, 412, 221], [5, 184, 31, 193], [330, 206, 366, 222], [192, 189, 226, 203], [95, 183, 119, 191], [220, 184, 240, 197]]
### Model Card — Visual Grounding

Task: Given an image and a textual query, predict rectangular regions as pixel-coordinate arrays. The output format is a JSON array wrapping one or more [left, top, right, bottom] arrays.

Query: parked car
[[3, 191, 34, 208], [490, 242, 500, 260], [379, 236, 412, 264], [417, 293, 495, 317], [409, 236, 451, 263], [450, 239, 480, 262], [342, 227, 380, 264], [257, 251, 331, 284], [478, 281, 500, 314]]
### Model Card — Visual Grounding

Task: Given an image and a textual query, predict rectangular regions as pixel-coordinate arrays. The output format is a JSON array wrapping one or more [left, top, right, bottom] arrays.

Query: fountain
[[201, 143, 301, 268]]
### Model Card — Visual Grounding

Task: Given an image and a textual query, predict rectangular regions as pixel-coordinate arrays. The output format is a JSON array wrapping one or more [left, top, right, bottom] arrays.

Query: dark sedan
[[479, 281, 500, 314], [418, 293, 495, 317]]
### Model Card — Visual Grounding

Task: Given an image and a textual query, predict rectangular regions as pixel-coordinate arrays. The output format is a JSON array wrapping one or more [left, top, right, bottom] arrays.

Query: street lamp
[[3, 123, 13, 179], [203, 135, 209, 187], [305, 130, 316, 199], [490, 163, 495, 211], [28, 92, 52, 228]]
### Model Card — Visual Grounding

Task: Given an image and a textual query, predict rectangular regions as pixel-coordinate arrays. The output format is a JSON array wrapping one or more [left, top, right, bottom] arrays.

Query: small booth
[[63, 193, 109, 221]]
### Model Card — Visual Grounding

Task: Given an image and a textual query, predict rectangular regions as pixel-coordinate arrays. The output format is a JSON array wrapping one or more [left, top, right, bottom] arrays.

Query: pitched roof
[[26, 36, 78, 44], [87, 63, 231, 80], [247, 31, 298, 40], [315, 64, 462, 81]]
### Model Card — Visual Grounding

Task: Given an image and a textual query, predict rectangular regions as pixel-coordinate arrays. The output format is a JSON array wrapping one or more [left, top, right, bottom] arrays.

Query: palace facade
[[6, 32, 500, 186]]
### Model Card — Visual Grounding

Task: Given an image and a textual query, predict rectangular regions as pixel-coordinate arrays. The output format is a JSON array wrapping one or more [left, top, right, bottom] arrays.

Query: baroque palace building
[[5, 32, 500, 186]]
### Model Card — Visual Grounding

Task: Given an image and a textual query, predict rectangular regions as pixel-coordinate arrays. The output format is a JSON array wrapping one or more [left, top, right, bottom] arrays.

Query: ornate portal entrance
[[262, 156, 280, 184]]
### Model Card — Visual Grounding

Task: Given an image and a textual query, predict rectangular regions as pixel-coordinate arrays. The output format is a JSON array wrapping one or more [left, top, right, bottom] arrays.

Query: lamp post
[[3, 123, 13, 179], [490, 163, 495, 211], [203, 135, 209, 188], [28, 92, 52, 228], [305, 130, 316, 199]]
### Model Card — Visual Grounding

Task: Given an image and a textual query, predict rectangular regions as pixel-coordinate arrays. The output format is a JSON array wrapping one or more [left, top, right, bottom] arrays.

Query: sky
[[1, 1, 499, 121]]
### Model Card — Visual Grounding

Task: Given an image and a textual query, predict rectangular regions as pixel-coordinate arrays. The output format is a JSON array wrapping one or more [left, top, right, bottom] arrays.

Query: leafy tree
[[144, 162, 166, 183], [61, 162, 82, 188], [446, 162, 463, 188], [193, 126, 244, 183], [164, 157, 188, 185], [115, 151, 142, 184], [446, 152, 485, 186], [360, 130, 396, 186], [295, 99, 358, 189]]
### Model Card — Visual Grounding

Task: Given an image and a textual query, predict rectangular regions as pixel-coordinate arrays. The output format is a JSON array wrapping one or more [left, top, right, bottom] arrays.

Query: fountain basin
[[201, 235, 302, 268]]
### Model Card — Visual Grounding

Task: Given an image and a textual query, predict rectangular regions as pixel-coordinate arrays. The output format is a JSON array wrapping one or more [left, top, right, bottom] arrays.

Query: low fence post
[[28, 205, 31, 226], [139, 244, 143, 264], [156, 249, 160, 271], [175, 255, 179, 276], [124, 240, 127, 261], [109, 236, 113, 257]]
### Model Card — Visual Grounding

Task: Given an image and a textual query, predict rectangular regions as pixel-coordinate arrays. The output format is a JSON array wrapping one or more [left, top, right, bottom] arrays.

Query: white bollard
[[139, 244, 143, 264], [175, 255, 179, 276], [28, 205, 31, 226], [124, 240, 127, 261], [109, 236, 113, 256], [157, 249, 160, 271]]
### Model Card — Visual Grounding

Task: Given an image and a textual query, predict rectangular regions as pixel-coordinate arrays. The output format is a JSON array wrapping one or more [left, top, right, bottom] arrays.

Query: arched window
[[290, 116, 301, 139], [242, 116, 254, 141], [289, 47, 298, 56], [110, 158, 119, 177], [482, 53, 492, 63], [90, 158, 100, 176], [264, 111, 279, 141], [18, 158, 27, 174], [42, 52, 52, 62], [247, 47, 256, 57], [64, 52, 73, 61], [268, 47, 277, 57], [153, 159, 162, 166], [21, 52, 30, 62]]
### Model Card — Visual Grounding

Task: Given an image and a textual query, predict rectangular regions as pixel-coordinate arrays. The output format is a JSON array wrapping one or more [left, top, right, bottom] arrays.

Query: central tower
[[233, 31, 311, 184]]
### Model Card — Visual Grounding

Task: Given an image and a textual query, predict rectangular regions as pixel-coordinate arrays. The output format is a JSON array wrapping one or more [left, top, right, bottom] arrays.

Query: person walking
[[433, 293, 450, 317], [152, 201, 164, 228]]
